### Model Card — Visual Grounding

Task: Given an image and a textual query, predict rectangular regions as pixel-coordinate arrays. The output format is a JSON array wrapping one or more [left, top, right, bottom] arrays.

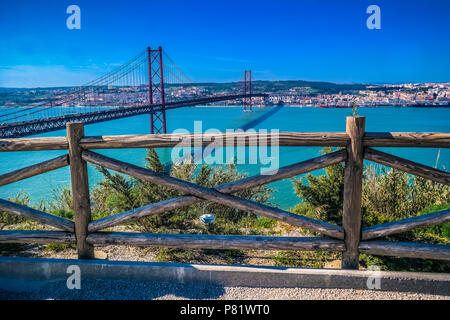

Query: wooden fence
[[0, 116, 449, 269]]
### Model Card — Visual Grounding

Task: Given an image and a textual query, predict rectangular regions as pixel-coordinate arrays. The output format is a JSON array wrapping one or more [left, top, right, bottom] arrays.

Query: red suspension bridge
[[0, 46, 266, 138]]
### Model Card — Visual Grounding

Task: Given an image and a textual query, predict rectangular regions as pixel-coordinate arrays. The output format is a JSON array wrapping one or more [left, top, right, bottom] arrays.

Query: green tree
[[292, 147, 344, 224], [290, 148, 450, 272]]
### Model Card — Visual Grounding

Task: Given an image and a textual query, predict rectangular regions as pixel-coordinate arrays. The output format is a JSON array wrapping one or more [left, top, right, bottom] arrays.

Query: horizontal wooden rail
[[0, 154, 69, 187], [0, 132, 348, 151], [0, 230, 76, 244], [2, 132, 449, 152], [364, 132, 450, 148], [3, 233, 449, 261], [83, 150, 344, 239], [359, 240, 450, 261], [0, 199, 74, 232], [80, 132, 350, 149], [87, 232, 345, 251], [88, 149, 347, 232], [0, 136, 68, 151], [362, 209, 450, 240], [364, 148, 450, 185], [0, 230, 344, 252]]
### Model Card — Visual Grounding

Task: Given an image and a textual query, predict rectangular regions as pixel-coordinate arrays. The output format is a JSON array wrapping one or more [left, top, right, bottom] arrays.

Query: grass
[[44, 243, 75, 252], [272, 250, 341, 268]]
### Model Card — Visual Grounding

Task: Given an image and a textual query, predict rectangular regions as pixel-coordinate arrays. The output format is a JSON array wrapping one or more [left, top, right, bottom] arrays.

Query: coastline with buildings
[[1, 81, 449, 111]]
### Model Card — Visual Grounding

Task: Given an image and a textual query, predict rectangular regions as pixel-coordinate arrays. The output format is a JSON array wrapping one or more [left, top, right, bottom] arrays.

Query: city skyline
[[1, 0, 450, 88]]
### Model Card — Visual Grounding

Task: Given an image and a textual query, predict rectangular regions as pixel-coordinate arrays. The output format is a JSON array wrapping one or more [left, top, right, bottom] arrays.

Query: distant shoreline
[[191, 104, 450, 108], [1, 104, 449, 110]]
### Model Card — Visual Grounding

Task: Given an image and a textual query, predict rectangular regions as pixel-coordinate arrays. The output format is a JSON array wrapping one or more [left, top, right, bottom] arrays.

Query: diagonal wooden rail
[[82, 150, 345, 239], [0, 154, 69, 187], [364, 148, 450, 185], [0, 199, 74, 232], [87, 149, 347, 233], [362, 209, 450, 240]]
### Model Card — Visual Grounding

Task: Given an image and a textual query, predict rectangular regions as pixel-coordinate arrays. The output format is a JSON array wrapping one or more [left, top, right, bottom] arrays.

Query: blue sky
[[0, 0, 449, 87]]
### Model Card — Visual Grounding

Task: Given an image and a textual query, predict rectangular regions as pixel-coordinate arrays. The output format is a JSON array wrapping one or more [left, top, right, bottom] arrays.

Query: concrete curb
[[0, 256, 449, 295]]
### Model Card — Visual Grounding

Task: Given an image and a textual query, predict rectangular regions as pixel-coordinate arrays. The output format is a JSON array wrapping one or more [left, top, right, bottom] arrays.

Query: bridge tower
[[147, 46, 167, 134], [243, 70, 252, 112]]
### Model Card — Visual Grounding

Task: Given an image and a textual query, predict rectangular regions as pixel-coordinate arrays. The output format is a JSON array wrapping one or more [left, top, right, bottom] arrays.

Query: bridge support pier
[[243, 70, 252, 111], [148, 46, 167, 134]]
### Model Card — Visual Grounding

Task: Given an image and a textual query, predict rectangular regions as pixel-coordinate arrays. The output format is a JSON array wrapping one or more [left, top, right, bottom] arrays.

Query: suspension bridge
[[0, 46, 266, 138]]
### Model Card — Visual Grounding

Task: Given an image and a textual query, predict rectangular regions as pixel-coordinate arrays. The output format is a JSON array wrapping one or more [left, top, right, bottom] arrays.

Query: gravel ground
[[1, 243, 276, 266], [2, 225, 448, 300], [0, 279, 448, 300]]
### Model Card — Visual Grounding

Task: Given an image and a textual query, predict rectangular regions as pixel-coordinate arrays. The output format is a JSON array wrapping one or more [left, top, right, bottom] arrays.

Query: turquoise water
[[0, 106, 449, 210]]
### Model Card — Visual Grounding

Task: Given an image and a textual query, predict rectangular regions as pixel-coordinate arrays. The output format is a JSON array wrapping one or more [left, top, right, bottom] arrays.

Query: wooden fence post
[[67, 122, 94, 259], [342, 116, 365, 269]]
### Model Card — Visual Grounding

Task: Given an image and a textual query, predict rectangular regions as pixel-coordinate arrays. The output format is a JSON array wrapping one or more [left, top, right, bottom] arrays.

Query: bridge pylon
[[147, 46, 167, 134], [243, 70, 252, 112]]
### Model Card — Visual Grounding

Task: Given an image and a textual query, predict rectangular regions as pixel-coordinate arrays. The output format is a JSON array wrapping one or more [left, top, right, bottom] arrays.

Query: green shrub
[[0, 193, 30, 229], [44, 243, 75, 252], [412, 202, 450, 243], [443, 223, 450, 238], [272, 250, 341, 268], [291, 148, 450, 272], [293, 147, 344, 225], [359, 254, 450, 273], [155, 247, 195, 263], [92, 211, 110, 221], [362, 166, 449, 220], [51, 209, 74, 220], [50, 187, 73, 211], [91, 148, 273, 233]]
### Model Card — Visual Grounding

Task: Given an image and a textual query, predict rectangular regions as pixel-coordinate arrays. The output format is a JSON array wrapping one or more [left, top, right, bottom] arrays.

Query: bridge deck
[[0, 94, 266, 138]]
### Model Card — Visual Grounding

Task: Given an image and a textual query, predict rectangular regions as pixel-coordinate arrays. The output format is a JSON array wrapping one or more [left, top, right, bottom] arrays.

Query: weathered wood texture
[[359, 240, 450, 261], [0, 132, 347, 151], [0, 154, 69, 187], [67, 123, 94, 259], [83, 150, 344, 239], [0, 137, 68, 151], [342, 116, 365, 269], [362, 209, 450, 240], [87, 232, 345, 251], [364, 148, 450, 185], [88, 149, 347, 232], [0, 198, 74, 232], [1, 132, 449, 152], [0, 230, 76, 244], [364, 132, 450, 148], [79, 132, 350, 149], [218, 149, 347, 193]]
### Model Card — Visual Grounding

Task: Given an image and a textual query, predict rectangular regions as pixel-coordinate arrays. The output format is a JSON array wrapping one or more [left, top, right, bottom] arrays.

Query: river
[[1, 106, 449, 209]]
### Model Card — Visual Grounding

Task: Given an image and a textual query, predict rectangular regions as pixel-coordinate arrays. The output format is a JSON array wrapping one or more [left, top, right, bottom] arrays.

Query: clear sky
[[0, 0, 449, 87]]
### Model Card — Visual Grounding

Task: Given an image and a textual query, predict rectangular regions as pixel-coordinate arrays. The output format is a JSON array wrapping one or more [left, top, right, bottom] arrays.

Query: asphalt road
[[0, 279, 448, 300]]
